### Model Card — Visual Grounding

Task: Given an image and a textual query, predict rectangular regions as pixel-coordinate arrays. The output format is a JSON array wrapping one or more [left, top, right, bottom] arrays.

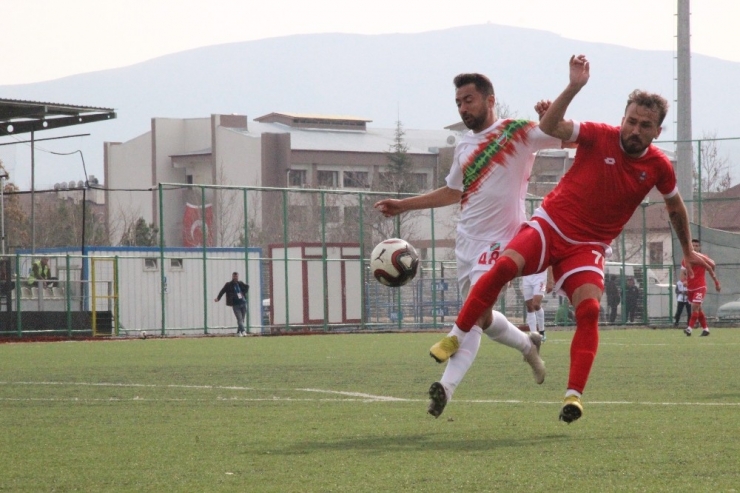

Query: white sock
[[483, 310, 532, 354], [446, 324, 467, 344], [526, 311, 537, 333], [565, 389, 582, 398], [536, 308, 545, 332], [440, 325, 482, 399]]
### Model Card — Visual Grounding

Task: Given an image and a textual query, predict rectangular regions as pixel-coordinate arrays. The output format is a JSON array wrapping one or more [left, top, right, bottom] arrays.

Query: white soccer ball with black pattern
[[370, 238, 419, 287]]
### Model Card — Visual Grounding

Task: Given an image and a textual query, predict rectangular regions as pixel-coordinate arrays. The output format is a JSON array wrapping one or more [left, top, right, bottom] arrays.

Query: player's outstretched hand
[[374, 199, 403, 217], [569, 54, 590, 88], [683, 251, 715, 280]]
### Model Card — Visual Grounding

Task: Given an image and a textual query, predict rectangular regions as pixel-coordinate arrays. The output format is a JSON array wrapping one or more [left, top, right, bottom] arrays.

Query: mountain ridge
[[1, 23, 738, 188]]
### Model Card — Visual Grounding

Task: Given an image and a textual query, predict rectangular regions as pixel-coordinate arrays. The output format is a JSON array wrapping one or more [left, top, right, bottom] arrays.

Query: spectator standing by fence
[[605, 274, 620, 323], [625, 277, 639, 323], [673, 270, 691, 327], [215, 272, 249, 337]]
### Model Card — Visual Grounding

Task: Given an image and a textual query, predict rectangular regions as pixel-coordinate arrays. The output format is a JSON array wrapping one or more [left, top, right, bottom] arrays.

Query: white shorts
[[455, 234, 511, 299], [522, 270, 547, 301]]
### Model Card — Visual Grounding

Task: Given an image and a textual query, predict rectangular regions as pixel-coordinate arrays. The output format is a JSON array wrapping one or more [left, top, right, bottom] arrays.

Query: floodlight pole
[[31, 130, 35, 254], [676, 0, 693, 221], [0, 171, 7, 254]]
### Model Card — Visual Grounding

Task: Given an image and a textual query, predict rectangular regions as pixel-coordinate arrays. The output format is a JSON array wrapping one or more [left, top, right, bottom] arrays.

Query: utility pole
[[676, 0, 694, 220]]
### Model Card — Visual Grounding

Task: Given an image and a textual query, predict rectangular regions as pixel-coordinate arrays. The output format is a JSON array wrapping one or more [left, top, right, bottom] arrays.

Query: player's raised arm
[[539, 55, 590, 141]]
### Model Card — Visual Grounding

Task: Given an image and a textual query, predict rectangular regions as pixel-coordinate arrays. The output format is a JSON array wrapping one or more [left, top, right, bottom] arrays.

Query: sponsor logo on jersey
[[604, 157, 616, 165]]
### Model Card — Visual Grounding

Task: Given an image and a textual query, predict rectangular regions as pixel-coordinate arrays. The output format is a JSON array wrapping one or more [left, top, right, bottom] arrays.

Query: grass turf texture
[[1, 328, 739, 492]]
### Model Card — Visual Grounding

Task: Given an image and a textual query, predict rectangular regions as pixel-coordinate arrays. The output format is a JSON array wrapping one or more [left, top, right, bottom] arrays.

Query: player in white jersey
[[375, 73, 560, 418], [521, 268, 552, 341]]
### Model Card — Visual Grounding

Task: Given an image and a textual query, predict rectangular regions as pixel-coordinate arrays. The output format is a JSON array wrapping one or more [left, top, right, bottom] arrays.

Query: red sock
[[688, 311, 698, 329], [567, 299, 600, 394], [456, 256, 519, 331], [699, 312, 708, 329]]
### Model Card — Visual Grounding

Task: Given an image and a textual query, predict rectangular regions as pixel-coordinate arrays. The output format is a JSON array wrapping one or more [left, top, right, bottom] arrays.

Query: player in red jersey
[[429, 54, 716, 423], [681, 238, 721, 336]]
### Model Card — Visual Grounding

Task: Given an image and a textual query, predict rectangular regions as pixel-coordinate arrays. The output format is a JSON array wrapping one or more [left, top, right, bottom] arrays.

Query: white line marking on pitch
[[1, 381, 739, 406]]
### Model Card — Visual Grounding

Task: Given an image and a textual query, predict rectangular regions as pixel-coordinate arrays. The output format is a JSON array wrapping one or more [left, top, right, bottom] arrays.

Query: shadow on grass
[[255, 432, 572, 456]]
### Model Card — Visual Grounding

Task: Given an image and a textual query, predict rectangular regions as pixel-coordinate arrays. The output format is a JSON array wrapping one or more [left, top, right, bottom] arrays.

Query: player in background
[[430, 54, 715, 423], [521, 268, 553, 341], [673, 270, 691, 327], [375, 73, 561, 418], [682, 238, 721, 336]]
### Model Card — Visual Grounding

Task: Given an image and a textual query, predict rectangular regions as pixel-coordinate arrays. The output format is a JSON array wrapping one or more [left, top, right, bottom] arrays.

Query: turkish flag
[[183, 203, 214, 247]]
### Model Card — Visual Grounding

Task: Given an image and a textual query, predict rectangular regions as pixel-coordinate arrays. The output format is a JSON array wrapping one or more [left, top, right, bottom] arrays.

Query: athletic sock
[[457, 256, 519, 331], [440, 326, 482, 399], [447, 324, 467, 344], [688, 311, 698, 330], [536, 307, 545, 332], [698, 312, 708, 330], [526, 311, 537, 333], [483, 310, 531, 353], [567, 299, 600, 394]]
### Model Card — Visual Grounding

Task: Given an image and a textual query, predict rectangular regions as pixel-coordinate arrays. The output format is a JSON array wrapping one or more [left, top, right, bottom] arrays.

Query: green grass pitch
[[1, 327, 739, 492]]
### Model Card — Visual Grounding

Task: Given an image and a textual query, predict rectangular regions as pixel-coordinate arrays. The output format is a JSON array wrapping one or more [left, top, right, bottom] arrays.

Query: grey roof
[[234, 121, 461, 155]]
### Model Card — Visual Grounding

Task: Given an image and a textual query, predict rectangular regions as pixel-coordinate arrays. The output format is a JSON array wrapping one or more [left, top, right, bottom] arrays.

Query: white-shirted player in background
[[521, 268, 553, 341], [375, 72, 560, 418]]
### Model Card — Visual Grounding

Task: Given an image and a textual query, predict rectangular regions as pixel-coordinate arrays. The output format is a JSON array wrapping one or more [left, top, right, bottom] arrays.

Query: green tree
[[378, 120, 421, 195], [120, 217, 159, 246], [1, 180, 30, 250]]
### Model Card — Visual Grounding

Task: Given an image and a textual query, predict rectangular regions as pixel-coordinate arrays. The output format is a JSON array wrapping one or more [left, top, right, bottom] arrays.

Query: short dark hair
[[454, 73, 494, 98], [626, 90, 669, 126], [232, 272, 239, 276], [692, 239, 700, 244]]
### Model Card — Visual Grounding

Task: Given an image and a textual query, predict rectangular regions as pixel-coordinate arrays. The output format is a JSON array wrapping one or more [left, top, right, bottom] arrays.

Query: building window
[[377, 172, 396, 191], [343, 171, 369, 188], [649, 242, 663, 265], [317, 170, 338, 188], [186, 175, 193, 184], [412, 173, 428, 190], [344, 206, 360, 223], [288, 206, 311, 224], [288, 169, 307, 187], [144, 258, 158, 271], [324, 206, 340, 223], [170, 258, 184, 270], [537, 174, 558, 183]]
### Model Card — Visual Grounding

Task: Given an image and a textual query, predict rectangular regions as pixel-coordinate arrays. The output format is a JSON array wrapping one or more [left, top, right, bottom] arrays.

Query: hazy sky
[[1, 0, 738, 85]]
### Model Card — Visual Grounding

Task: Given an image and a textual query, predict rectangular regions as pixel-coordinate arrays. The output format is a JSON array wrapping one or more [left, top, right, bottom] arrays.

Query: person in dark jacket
[[605, 274, 621, 323], [625, 277, 640, 323], [214, 272, 249, 336]]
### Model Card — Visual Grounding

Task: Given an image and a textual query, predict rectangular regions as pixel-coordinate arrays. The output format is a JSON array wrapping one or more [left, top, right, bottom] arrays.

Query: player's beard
[[461, 109, 488, 132], [621, 135, 648, 155]]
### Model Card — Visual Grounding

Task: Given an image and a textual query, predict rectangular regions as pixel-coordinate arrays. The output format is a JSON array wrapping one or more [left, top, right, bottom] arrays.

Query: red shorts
[[687, 287, 706, 304], [505, 217, 606, 297]]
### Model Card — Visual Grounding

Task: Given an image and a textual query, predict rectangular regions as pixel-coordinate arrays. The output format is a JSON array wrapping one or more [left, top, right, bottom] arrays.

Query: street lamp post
[[0, 170, 7, 255]]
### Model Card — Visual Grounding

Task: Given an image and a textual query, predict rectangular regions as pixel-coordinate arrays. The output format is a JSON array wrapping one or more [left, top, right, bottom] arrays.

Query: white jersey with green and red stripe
[[446, 119, 560, 243]]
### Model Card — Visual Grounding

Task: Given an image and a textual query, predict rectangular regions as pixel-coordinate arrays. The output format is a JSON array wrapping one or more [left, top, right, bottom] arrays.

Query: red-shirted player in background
[[682, 238, 721, 336], [429, 54, 716, 424]]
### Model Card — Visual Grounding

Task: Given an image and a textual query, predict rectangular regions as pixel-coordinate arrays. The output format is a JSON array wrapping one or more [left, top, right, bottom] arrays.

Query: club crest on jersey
[[604, 157, 616, 165], [478, 242, 501, 266], [639, 171, 647, 182]]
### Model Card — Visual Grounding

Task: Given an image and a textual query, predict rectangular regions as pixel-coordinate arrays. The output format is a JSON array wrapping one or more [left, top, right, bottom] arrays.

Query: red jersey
[[681, 254, 715, 291], [540, 122, 677, 243]]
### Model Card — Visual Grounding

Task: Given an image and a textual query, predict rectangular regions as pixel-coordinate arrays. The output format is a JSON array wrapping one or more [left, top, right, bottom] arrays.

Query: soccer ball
[[370, 238, 419, 287], [140, 331, 147, 339]]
